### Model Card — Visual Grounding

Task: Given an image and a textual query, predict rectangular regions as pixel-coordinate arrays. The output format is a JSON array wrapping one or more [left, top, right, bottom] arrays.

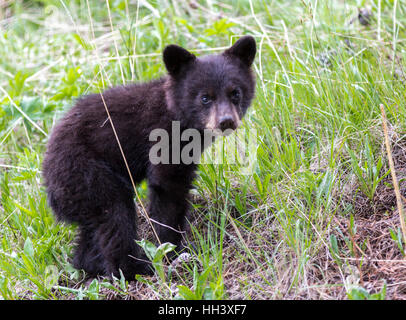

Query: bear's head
[[163, 36, 256, 134]]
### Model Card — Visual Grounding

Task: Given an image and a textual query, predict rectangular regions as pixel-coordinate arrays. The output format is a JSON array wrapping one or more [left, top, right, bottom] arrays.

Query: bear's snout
[[219, 115, 236, 131]]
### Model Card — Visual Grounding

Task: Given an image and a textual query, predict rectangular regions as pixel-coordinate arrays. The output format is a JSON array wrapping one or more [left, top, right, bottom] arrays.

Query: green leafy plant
[[2, 97, 55, 133], [176, 264, 225, 300], [347, 283, 387, 300], [51, 67, 83, 101], [349, 136, 390, 200], [5, 71, 29, 100], [136, 239, 176, 283], [389, 227, 405, 256], [205, 18, 236, 36]]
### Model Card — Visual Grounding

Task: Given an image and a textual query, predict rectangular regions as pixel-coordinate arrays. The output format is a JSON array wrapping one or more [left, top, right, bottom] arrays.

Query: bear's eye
[[201, 95, 212, 105], [230, 89, 241, 102]]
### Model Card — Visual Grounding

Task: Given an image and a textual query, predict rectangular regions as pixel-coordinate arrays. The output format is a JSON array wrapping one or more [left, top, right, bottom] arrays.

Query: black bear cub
[[42, 36, 256, 279]]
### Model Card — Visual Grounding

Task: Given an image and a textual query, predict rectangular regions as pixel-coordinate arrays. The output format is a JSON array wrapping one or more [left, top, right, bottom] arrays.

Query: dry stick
[[380, 104, 406, 252], [99, 90, 176, 274], [98, 91, 162, 247], [99, 90, 174, 270]]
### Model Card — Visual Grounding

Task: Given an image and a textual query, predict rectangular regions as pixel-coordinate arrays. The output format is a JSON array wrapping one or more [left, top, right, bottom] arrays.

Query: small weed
[[347, 282, 387, 300], [349, 135, 390, 200]]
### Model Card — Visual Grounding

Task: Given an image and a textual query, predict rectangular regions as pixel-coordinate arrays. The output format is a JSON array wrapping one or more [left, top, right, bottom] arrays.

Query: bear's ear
[[163, 44, 196, 77], [224, 36, 256, 67]]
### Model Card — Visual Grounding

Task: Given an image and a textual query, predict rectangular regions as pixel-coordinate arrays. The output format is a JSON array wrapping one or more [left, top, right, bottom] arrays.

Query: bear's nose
[[219, 115, 236, 131]]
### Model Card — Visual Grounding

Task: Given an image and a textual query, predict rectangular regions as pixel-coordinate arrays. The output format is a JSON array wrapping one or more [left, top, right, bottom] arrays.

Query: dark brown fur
[[42, 36, 256, 279]]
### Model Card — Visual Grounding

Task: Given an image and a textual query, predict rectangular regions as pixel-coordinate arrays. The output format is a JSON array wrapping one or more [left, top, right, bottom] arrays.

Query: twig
[[99, 91, 162, 247], [380, 104, 406, 254]]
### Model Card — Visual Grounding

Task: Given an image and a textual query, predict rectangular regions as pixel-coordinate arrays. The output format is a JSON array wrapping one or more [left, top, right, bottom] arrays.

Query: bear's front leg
[[147, 163, 197, 252]]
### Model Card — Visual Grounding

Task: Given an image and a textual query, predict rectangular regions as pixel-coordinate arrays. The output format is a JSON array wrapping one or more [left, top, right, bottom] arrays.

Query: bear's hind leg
[[73, 226, 105, 277], [93, 199, 153, 279]]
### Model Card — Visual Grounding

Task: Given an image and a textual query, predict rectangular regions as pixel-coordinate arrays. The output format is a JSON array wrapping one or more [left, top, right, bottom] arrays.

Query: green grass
[[1, 0, 406, 300]]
